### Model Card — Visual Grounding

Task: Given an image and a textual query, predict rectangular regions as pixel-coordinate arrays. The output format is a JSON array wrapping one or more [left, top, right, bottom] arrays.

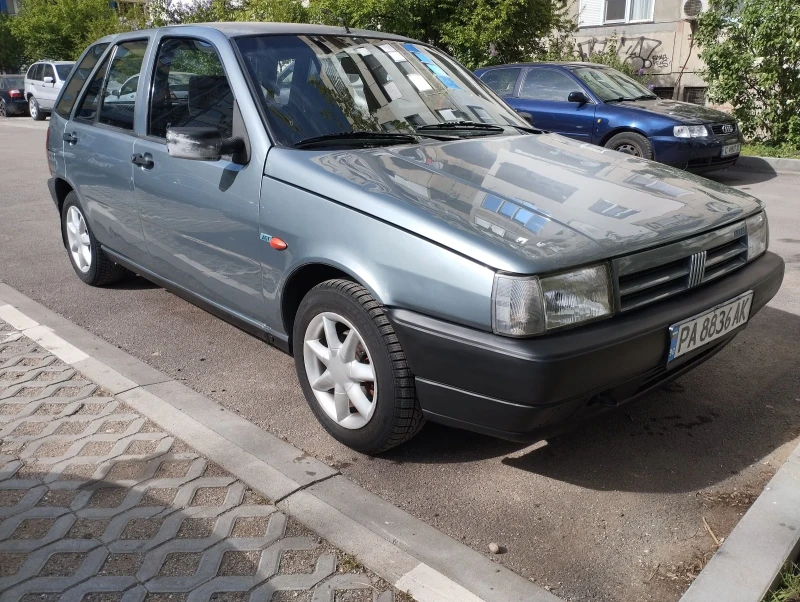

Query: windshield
[[56, 64, 74, 80], [235, 35, 529, 147], [2, 77, 24, 88], [571, 66, 655, 102]]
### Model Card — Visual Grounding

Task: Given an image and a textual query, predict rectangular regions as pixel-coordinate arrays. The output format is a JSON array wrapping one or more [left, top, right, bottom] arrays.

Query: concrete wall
[[569, 0, 707, 98]]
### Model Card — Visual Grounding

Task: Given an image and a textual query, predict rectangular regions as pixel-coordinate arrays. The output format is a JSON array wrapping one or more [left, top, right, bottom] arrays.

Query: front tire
[[29, 96, 44, 121], [293, 280, 424, 454], [61, 192, 128, 286], [604, 131, 653, 159], [0, 100, 6, 118]]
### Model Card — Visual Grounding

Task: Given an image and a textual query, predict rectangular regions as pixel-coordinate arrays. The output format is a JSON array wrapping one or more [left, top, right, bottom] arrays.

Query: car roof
[[478, 62, 605, 70], [31, 60, 75, 65], [99, 22, 418, 44]]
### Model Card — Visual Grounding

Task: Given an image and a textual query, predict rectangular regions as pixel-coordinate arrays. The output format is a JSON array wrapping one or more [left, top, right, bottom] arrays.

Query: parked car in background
[[475, 62, 743, 173], [47, 24, 783, 454], [0, 75, 28, 117], [24, 60, 75, 120]]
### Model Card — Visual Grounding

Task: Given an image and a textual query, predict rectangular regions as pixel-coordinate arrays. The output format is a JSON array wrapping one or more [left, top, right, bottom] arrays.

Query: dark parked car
[[475, 62, 743, 173], [0, 75, 28, 117]]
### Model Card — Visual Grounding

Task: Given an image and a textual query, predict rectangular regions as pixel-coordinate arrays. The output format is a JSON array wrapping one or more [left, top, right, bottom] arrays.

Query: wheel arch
[[280, 261, 384, 348], [53, 178, 74, 214], [598, 126, 651, 147]]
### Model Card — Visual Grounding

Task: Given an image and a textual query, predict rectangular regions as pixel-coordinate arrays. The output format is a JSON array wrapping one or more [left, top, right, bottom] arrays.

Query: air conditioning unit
[[682, 0, 706, 20]]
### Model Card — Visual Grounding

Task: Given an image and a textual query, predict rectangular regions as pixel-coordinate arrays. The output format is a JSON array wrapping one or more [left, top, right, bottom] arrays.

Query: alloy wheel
[[303, 312, 377, 430], [28, 97, 37, 119], [65, 206, 92, 274]]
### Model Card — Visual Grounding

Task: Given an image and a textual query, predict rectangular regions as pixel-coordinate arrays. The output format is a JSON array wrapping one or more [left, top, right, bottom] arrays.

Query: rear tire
[[29, 96, 44, 121], [293, 279, 425, 454], [604, 131, 653, 159], [0, 100, 6, 118], [61, 192, 128, 286]]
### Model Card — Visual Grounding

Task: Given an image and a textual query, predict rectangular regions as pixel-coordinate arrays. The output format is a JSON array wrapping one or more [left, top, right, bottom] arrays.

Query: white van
[[24, 61, 75, 120]]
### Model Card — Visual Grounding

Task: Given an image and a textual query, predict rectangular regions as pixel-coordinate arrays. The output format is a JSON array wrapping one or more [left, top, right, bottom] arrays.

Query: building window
[[604, 0, 654, 23], [683, 87, 707, 105], [652, 87, 675, 99], [589, 199, 640, 220]]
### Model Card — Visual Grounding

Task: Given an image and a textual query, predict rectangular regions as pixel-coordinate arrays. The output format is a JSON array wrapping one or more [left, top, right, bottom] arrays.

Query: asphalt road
[[2, 118, 799, 602]]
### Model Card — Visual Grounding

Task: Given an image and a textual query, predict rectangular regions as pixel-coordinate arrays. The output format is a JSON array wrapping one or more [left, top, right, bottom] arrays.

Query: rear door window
[[98, 40, 148, 130], [74, 54, 111, 122], [519, 68, 579, 102], [31, 64, 43, 81], [56, 43, 109, 118], [480, 68, 521, 96]]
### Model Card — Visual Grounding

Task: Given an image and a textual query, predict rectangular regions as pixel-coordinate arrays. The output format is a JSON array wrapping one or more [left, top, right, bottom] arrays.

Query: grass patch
[[763, 564, 800, 602], [742, 143, 800, 160]]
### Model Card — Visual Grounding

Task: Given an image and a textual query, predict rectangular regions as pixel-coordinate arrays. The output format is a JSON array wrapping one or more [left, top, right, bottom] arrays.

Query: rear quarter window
[[55, 43, 109, 119]]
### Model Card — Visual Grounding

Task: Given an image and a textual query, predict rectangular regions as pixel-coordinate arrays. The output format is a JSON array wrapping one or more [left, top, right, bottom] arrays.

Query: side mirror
[[568, 91, 590, 104], [167, 127, 245, 163], [43, 76, 54, 84], [516, 110, 534, 125]]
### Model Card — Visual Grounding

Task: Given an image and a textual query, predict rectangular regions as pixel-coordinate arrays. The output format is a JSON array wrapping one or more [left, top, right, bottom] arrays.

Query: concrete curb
[[0, 282, 561, 602], [680, 441, 800, 602], [735, 155, 800, 175]]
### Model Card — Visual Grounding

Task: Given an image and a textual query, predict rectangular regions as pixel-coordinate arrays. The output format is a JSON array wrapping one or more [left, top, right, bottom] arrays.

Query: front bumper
[[389, 251, 785, 442], [652, 133, 743, 173]]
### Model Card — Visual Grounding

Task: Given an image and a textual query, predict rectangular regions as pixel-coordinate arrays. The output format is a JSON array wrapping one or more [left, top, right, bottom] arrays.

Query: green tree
[[694, 0, 800, 147], [309, 0, 573, 69], [11, 0, 128, 63], [0, 14, 23, 73]]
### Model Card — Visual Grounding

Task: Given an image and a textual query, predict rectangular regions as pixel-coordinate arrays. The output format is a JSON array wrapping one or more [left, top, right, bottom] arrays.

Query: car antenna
[[320, 8, 351, 33]]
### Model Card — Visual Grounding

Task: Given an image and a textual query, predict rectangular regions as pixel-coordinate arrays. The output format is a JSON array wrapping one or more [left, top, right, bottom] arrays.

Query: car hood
[[615, 98, 734, 124], [266, 133, 762, 274]]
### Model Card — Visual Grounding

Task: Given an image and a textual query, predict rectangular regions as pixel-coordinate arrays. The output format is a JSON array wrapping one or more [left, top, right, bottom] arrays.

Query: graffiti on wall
[[576, 35, 671, 72]]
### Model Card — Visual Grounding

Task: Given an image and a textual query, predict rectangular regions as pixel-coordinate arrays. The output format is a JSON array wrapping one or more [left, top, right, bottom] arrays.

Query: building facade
[[0, 0, 20, 14], [569, 0, 708, 104]]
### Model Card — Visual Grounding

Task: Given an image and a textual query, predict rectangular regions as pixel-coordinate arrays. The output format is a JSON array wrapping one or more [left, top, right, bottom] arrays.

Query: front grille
[[616, 222, 749, 311], [710, 122, 737, 136]]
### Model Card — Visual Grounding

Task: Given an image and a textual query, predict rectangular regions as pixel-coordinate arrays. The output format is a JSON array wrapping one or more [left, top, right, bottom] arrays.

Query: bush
[[694, 0, 800, 148]]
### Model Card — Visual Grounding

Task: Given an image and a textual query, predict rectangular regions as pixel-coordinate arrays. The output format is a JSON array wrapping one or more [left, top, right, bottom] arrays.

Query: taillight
[[9, 89, 22, 99], [46, 127, 53, 176]]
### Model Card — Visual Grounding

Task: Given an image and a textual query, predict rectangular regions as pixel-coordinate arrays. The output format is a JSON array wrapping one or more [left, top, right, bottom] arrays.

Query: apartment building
[[570, 0, 709, 104], [0, 0, 20, 14]]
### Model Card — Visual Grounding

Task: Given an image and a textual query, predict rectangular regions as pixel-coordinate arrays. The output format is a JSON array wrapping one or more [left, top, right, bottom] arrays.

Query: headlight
[[746, 211, 768, 260], [673, 125, 709, 138], [492, 265, 612, 336]]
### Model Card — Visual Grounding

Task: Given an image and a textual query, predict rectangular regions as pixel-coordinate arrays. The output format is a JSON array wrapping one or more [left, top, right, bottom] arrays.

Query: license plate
[[722, 143, 741, 157], [667, 291, 753, 363]]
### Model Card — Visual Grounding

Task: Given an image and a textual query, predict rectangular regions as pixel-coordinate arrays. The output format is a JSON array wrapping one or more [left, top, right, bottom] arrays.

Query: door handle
[[63, 132, 77, 144], [131, 153, 154, 169]]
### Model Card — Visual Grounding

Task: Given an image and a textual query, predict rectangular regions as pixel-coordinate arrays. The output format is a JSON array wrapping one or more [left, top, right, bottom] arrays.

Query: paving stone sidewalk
[[0, 319, 400, 602]]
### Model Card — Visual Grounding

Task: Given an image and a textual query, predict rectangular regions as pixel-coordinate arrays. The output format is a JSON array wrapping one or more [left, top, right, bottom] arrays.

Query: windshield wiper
[[509, 123, 545, 135], [415, 120, 505, 133], [632, 94, 658, 100], [293, 131, 418, 149]]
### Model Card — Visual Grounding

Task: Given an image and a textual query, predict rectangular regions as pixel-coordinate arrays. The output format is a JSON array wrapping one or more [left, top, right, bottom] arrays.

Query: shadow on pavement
[[107, 275, 160, 291], [706, 165, 778, 186], [387, 305, 800, 493]]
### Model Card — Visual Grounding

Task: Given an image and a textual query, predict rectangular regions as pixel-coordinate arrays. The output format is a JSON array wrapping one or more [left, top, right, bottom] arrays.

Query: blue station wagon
[[46, 24, 783, 453], [475, 62, 744, 173]]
